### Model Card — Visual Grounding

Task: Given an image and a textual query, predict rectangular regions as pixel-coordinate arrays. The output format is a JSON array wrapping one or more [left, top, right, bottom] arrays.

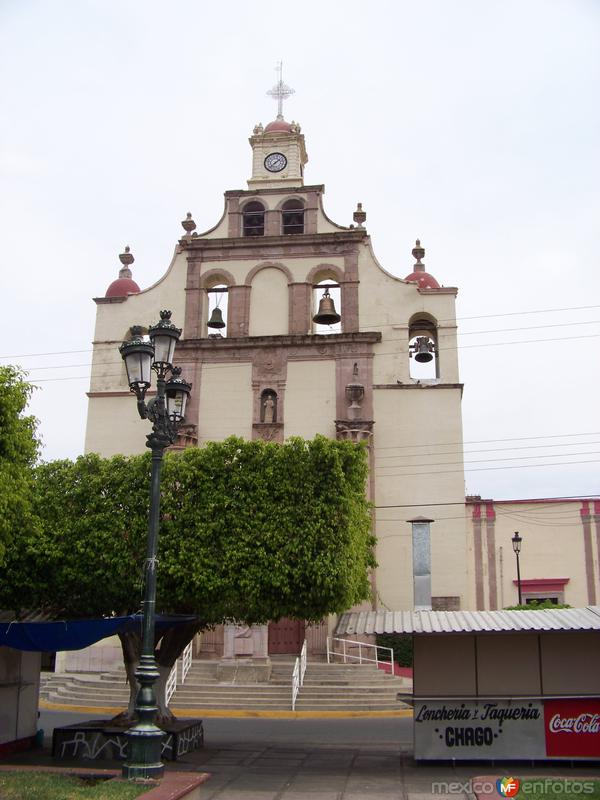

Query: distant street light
[[119, 310, 191, 780], [512, 531, 523, 605]]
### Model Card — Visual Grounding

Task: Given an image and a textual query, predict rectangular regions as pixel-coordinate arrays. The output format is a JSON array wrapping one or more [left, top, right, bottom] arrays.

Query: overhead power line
[[376, 450, 600, 474], [376, 440, 600, 461], [3, 303, 600, 362], [15, 328, 600, 381]]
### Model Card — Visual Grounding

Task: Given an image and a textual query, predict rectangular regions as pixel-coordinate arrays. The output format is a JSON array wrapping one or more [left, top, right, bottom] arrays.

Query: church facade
[[85, 99, 471, 656]]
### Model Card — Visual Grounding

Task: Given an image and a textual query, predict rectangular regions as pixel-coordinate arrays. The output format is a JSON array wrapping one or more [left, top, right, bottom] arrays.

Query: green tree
[[0, 436, 375, 721], [0, 367, 40, 565]]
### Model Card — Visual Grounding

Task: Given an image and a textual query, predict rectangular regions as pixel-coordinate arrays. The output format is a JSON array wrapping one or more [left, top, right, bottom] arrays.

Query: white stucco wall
[[284, 360, 336, 439], [196, 362, 253, 442], [249, 268, 289, 336]]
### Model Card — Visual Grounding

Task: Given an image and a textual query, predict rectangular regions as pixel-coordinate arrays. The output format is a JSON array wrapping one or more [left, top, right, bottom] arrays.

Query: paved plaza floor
[[3, 713, 600, 799]]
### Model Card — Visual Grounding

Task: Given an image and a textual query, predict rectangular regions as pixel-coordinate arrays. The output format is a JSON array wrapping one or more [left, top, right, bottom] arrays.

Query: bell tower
[[248, 64, 307, 189]]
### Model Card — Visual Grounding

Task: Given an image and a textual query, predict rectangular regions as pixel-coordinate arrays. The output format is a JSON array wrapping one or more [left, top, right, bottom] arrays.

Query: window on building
[[525, 596, 559, 605], [411, 519, 433, 611], [206, 284, 228, 337], [282, 199, 304, 234], [243, 202, 265, 237]]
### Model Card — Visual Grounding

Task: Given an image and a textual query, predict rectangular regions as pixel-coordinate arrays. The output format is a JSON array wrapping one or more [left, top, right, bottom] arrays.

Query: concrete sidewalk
[[3, 715, 600, 799]]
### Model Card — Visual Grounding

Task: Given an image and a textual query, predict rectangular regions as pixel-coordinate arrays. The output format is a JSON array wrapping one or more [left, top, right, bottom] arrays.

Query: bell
[[207, 307, 226, 329], [413, 336, 434, 363], [313, 288, 341, 325]]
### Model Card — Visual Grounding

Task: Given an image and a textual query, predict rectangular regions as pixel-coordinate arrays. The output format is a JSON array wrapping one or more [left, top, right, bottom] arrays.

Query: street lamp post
[[512, 531, 523, 606], [119, 310, 191, 780]]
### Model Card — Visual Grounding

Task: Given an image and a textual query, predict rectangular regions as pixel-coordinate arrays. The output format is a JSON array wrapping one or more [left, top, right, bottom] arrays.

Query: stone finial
[[118, 246, 134, 279], [353, 202, 366, 227], [253, 122, 264, 135], [119, 245, 134, 266], [412, 239, 425, 269], [181, 212, 197, 236]]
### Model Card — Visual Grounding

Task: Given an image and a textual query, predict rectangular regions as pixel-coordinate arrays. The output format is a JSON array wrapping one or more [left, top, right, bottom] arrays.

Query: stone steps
[[41, 660, 410, 712]]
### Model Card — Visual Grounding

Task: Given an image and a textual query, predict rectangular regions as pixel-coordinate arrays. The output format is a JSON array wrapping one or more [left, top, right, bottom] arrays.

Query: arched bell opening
[[242, 201, 265, 237], [312, 279, 341, 334], [408, 316, 438, 379], [206, 284, 229, 338], [281, 199, 305, 234], [260, 389, 278, 423]]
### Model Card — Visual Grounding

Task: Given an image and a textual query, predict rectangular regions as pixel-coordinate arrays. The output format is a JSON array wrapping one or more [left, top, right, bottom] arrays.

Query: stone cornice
[[180, 229, 368, 254], [177, 331, 381, 353], [225, 184, 324, 198], [373, 382, 463, 390]]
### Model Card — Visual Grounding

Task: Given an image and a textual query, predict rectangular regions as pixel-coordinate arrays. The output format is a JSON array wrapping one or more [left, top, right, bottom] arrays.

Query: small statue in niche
[[260, 390, 277, 423]]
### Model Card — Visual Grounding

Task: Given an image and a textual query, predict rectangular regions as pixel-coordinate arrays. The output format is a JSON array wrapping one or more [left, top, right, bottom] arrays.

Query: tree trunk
[[110, 620, 203, 725]]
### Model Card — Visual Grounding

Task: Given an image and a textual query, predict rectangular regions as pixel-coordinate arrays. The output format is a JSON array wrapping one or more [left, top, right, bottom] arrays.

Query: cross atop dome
[[266, 61, 295, 120]]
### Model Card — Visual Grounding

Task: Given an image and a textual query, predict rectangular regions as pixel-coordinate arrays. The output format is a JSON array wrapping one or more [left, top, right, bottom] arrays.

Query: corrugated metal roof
[[334, 606, 600, 636]]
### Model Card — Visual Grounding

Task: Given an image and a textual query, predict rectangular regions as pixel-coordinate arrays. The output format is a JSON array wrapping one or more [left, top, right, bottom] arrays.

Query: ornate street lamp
[[119, 311, 191, 780], [512, 531, 523, 605]]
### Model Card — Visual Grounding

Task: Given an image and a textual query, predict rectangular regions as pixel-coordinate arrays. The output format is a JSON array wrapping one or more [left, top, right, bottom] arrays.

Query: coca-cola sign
[[544, 699, 600, 757]]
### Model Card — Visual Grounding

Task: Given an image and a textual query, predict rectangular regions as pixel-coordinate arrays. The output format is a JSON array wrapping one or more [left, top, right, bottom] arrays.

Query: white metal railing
[[166, 641, 194, 705], [326, 636, 394, 669], [180, 640, 193, 683], [291, 657, 300, 711], [291, 638, 307, 711], [166, 663, 177, 705], [300, 638, 307, 686]]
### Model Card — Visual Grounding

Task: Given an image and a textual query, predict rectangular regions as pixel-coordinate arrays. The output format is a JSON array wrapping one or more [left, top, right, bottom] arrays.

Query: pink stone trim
[[289, 283, 312, 335], [512, 578, 569, 590], [184, 255, 203, 339], [228, 284, 251, 337], [227, 195, 240, 238], [274, 195, 307, 210], [581, 503, 597, 604], [200, 268, 237, 288], [485, 515, 498, 610], [306, 263, 345, 285], [472, 504, 485, 609], [244, 261, 294, 285]]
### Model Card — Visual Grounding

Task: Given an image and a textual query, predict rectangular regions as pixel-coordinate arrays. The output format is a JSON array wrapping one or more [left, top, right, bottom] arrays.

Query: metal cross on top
[[266, 61, 295, 120]]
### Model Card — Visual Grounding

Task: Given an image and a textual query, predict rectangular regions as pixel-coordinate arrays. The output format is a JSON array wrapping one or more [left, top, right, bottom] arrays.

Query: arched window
[[282, 199, 304, 234], [408, 317, 438, 379], [243, 201, 265, 237]]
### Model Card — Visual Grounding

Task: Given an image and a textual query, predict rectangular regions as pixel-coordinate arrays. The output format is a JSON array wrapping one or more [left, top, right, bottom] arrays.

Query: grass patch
[[516, 777, 600, 797], [0, 770, 152, 799]]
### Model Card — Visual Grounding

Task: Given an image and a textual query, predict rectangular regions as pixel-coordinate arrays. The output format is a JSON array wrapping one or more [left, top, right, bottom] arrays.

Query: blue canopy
[[0, 614, 199, 652]]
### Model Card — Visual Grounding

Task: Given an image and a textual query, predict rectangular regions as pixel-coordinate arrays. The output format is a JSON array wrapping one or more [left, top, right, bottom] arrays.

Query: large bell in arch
[[207, 307, 226, 329], [412, 336, 434, 363], [313, 288, 341, 326]]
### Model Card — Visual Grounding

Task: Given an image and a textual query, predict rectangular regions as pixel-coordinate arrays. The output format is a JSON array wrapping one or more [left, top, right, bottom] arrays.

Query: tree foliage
[[0, 436, 375, 624], [0, 367, 40, 565], [503, 600, 571, 610]]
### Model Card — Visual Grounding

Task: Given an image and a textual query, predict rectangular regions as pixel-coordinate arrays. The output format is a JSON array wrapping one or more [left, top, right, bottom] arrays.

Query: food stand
[[335, 606, 600, 760]]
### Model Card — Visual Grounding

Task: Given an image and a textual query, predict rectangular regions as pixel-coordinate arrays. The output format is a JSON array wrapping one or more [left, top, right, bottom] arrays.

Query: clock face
[[264, 152, 287, 173]]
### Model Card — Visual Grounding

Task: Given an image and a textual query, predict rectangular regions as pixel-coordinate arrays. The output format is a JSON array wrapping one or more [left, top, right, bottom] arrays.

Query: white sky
[[1, 0, 599, 501]]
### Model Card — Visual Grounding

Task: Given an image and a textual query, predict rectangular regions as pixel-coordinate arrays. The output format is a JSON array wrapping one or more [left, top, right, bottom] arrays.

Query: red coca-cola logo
[[544, 699, 600, 757]]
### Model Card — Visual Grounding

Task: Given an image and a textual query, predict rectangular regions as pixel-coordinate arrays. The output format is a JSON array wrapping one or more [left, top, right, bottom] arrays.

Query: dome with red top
[[404, 270, 440, 289], [105, 246, 141, 298], [105, 277, 141, 298], [404, 239, 440, 289], [264, 118, 293, 133]]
